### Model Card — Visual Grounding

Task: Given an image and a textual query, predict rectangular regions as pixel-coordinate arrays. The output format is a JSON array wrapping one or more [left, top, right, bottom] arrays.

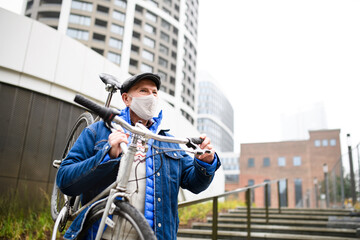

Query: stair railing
[[178, 178, 288, 240]]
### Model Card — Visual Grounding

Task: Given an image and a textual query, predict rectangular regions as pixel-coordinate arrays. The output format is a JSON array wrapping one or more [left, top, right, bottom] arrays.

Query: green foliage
[[178, 199, 245, 225], [0, 189, 54, 239]]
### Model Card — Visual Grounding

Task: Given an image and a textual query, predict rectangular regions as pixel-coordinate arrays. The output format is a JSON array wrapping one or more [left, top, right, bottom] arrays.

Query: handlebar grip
[[74, 94, 119, 122], [189, 137, 204, 145]]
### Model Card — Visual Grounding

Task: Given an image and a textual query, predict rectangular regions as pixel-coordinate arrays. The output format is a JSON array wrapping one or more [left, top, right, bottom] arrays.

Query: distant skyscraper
[[281, 102, 328, 140], [24, 0, 199, 125], [197, 71, 234, 152]]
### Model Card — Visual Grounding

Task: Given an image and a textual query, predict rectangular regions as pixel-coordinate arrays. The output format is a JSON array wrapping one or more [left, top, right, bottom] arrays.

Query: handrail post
[[277, 180, 281, 214], [212, 197, 218, 240], [265, 183, 269, 224], [246, 188, 251, 240]]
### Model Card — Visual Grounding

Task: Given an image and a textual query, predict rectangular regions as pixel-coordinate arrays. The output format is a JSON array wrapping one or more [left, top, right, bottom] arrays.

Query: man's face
[[122, 79, 158, 107]]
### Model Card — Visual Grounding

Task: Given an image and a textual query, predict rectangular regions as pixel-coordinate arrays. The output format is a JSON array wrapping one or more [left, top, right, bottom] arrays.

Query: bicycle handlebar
[[74, 94, 205, 149]]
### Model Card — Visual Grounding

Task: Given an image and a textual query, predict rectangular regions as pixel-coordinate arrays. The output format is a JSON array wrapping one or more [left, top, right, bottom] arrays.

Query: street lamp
[[347, 134, 357, 205], [314, 177, 318, 208], [323, 163, 330, 208]]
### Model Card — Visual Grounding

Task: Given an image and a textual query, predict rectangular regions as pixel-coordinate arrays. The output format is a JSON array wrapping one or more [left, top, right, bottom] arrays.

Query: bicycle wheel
[[77, 200, 156, 240], [51, 112, 94, 223]]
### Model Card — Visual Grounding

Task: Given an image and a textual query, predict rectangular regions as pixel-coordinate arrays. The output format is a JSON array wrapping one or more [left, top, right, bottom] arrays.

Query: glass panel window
[[160, 31, 169, 42], [279, 179, 287, 207], [159, 44, 169, 55], [247, 158, 254, 168], [114, 0, 127, 8], [294, 178, 303, 207], [140, 63, 153, 72], [158, 57, 168, 68], [314, 140, 321, 147], [278, 157, 286, 166], [107, 52, 121, 64], [71, 0, 93, 11], [161, 19, 171, 30], [263, 157, 270, 167], [293, 156, 301, 166], [143, 37, 155, 48], [67, 28, 89, 40], [248, 179, 255, 203], [145, 11, 157, 22], [330, 139, 336, 146], [264, 179, 271, 206], [113, 10, 125, 22], [69, 14, 91, 26], [158, 71, 167, 81], [109, 38, 122, 49], [111, 24, 124, 35], [142, 49, 154, 61], [322, 139, 328, 146], [144, 24, 156, 34]]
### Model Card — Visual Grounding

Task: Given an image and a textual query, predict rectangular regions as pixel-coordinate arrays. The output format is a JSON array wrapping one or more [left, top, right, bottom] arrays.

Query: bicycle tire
[[51, 112, 94, 223], [77, 200, 156, 240]]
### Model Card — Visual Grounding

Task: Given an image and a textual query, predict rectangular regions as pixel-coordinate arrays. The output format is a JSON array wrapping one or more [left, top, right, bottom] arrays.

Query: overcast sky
[[197, 0, 360, 158], [1, 0, 360, 157]]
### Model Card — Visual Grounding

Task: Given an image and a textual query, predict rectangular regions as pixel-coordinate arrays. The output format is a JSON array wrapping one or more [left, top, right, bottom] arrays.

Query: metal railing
[[178, 178, 288, 240]]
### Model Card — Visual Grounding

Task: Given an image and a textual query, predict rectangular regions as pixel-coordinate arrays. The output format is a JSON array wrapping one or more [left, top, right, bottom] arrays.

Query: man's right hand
[[108, 129, 129, 158]]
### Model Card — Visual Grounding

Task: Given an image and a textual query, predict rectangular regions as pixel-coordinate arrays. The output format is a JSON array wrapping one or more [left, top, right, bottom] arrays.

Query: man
[[57, 72, 221, 239]]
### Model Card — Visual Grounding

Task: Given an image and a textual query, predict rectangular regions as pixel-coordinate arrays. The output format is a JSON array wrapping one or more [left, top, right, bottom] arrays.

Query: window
[[107, 52, 121, 64], [140, 63, 153, 72], [160, 32, 170, 42], [314, 140, 321, 147], [158, 71, 167, 81], [95, 18, 107, 28], [144, 24, 156, 34], [158, 57, 168, 68], [67, 28, 89, 40], [263, 157, 270, 167], [111, 24, 124, 35], [322, 139, 328, 146], [143, 37, 155, 48], [131, 45, 139, 54], [71, 0, 92, 11], [97, 5, 109, 14], [278, 157, 286, 166], [248, 179, 255, 203], [161, 19, 171, 30], [279, 179, 287, 207], [142, 50, 154, 61], [330, 139, 336, 146], [293, 156, 301, 166], [247, 158, 254, 168], [159, 44, 169, 55], [145, 11, 157, 22], [225, 174, 239, 183], [113, 10, 125, 22], [294, 178, 303, 207], [132, 31, 140, 40], [114, 0, 126, 8], [109, 38, 122, 49], [68, 14, 91, 26]]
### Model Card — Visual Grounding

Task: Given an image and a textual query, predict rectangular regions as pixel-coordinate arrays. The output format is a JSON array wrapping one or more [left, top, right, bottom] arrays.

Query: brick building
[[228, 129, 341, 208]]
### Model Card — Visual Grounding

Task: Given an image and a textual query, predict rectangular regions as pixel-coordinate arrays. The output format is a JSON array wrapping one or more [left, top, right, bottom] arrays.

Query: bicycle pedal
[[105, 217, 115, 229]]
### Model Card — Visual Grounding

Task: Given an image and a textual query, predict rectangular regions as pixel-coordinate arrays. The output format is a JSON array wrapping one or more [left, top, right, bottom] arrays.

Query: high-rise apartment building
[[24, 0, 198, 124]]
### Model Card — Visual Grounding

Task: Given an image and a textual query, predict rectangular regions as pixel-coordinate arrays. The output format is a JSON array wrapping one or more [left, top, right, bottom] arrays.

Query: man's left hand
[[195, 134, 215, 164]]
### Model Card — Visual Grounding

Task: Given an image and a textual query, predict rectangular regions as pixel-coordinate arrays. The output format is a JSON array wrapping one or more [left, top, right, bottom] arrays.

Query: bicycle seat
[[99, 73, 122, 90]]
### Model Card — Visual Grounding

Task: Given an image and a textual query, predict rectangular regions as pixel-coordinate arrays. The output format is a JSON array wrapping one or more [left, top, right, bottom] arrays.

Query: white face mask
[[129, 94, 159, 120]]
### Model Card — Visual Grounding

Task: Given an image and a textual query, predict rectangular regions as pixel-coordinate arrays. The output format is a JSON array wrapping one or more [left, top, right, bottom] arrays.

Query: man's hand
[[195, 134, 215, 164], [108, 128, 129, 159]]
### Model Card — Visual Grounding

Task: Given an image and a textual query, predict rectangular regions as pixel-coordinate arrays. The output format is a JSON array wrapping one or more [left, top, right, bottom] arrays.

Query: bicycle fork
[[95, 134, 140, 240]]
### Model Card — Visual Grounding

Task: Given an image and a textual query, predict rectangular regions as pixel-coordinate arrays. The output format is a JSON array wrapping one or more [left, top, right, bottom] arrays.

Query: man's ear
[[122, 93, 131, 107]]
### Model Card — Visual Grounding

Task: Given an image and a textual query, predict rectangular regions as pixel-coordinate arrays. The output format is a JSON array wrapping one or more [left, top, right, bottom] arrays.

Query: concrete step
[[235, 207, 352, 214], [231, 208, 352, 216], [207, 217, 360, 229], [190, 222, 357, 238], [177, 229, 359, 240]]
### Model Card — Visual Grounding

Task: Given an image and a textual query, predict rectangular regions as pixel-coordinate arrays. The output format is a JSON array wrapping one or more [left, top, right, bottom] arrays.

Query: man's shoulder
[[86, 121, 110, 136]]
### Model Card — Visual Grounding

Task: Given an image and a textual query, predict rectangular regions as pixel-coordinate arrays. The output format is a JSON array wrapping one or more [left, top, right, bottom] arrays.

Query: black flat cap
[[120, 72, 161, 94]]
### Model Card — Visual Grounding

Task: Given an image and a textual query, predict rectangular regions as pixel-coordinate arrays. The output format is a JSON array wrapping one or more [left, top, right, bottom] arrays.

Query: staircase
[[177, 207, 360, 239]]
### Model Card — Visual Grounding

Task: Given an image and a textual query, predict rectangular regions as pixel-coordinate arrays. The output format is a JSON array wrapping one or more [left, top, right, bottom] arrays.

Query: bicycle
[[50, 73, 122, 237], [51, 74, 211, 240]]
